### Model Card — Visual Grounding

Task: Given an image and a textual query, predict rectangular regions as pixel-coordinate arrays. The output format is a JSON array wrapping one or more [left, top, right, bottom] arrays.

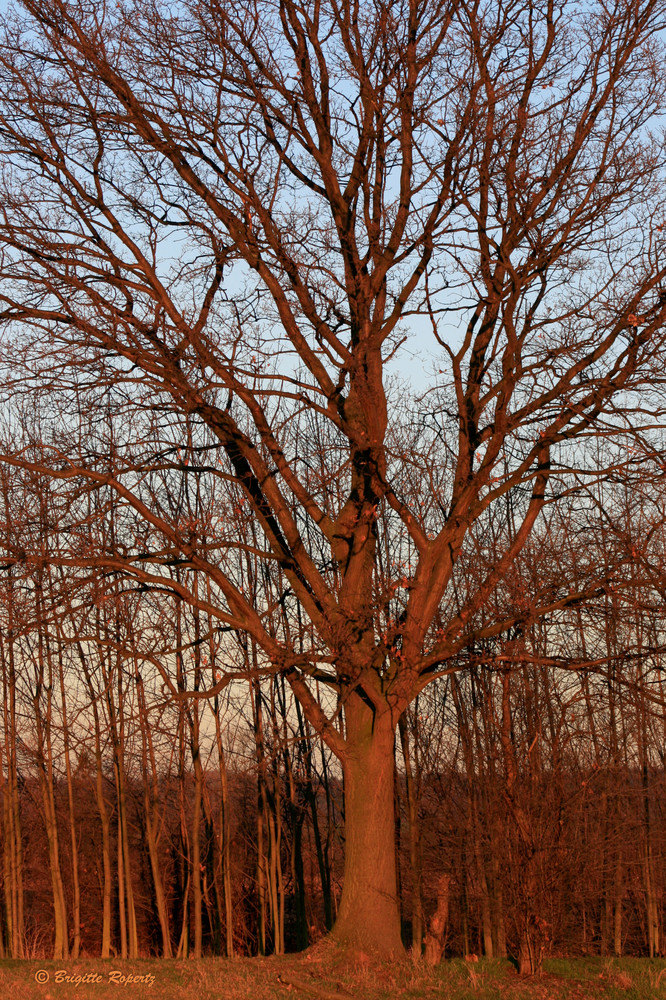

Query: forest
[[0, 449, 664, 970], [0, 0, 665, 980]]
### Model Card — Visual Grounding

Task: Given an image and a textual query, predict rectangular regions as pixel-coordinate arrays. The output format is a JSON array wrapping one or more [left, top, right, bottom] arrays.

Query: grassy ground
[[1, 954, 665, 1000]]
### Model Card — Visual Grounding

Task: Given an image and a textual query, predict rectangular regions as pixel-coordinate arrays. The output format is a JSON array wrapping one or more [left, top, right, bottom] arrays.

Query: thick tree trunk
[[333, 700, 403, 956]]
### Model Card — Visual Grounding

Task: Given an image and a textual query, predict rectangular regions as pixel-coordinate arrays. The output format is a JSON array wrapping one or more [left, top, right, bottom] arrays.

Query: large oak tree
[[1, 0, 666, 955]]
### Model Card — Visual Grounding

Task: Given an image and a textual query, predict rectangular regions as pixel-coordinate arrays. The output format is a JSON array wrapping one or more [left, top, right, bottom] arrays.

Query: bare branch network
[[1, 0, 666, 960]]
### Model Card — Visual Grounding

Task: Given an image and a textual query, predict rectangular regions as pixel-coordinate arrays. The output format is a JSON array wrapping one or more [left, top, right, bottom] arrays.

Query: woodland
[[0, 0, 665, 980]]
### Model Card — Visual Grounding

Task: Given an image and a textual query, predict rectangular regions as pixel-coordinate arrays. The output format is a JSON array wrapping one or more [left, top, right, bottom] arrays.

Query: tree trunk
[[518, 918, 542, 977], [333, 700, 403, 956], [191, 751, 203, 959], [613, 851, 623, 958], [296, 700, 333, 932], [206, 583, 235, 959], [424, 874, 449, 965], [136, 673, 172, 957], [58, 646, 80, 959], [251, 676, 267, 955], [76, 638, 112, 958], [32, 589, 69, 961], [40, 776, 69, 960], [116, 771, 127, 958], [399, 715, 423, 954], [213, 701, 234, 957], [95, 748, 113, 959], [491, 859, 507, 958], [0, 563, 24, 958], [115, 749, 138, 959]]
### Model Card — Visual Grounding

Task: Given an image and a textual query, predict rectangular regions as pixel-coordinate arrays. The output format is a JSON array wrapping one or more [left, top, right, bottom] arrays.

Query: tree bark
[[333, 699, 403, 956], [424, 874, 449, 965], [0, 606, 24, 958], [57, 645, 80, 959], [398, 714, 423, 954], [136, 672, 172, 957], [212, 698, 234, 957], [207, 585, 235, 958], [76, 637, 112, 958], [33, 577, 69, 960], [296, 700, 333, 932]]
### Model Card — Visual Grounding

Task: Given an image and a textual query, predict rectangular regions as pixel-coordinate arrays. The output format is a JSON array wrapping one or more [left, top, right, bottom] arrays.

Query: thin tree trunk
[[398, 714, 423, 954], [491, 854, 507, 958], [251, 673, 269, 955], [206, 581, 234, 958], [57, 644, 80, 958], [499, 673, 542, 976], [176, 781, 191, 959], [296, 701, 333, 931], [76, 638, 112, 958], [212, 695, 234, 957], [191, 728, 203, 959], [136, 671, 173, 957], [34, 577, 69, 960], [95, 740, 113, 959], [268, 681, 285, 955], [0, 471, 23, 957], [114, 704, 138, 957], [116, 765, 127, 958], [0, 624, 23, 957], [613, 852, 623, 957]]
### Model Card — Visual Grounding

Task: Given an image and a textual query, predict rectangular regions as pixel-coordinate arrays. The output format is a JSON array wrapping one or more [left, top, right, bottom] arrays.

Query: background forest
[[0, 440, 664, 965]]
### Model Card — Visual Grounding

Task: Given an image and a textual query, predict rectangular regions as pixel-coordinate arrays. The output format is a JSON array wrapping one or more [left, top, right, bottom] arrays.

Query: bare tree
[[1, 0, 666, 955]]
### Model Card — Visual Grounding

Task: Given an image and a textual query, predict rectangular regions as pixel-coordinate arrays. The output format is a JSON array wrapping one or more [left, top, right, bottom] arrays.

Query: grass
[[1, 954, 665, 1000]]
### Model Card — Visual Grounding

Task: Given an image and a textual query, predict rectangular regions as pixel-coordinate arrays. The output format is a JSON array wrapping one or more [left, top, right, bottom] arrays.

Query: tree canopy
[[1, 0, 666, 955]]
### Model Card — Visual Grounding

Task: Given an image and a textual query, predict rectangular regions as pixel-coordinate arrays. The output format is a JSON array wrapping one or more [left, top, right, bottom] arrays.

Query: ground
[[1, 955, 664, 1000]]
